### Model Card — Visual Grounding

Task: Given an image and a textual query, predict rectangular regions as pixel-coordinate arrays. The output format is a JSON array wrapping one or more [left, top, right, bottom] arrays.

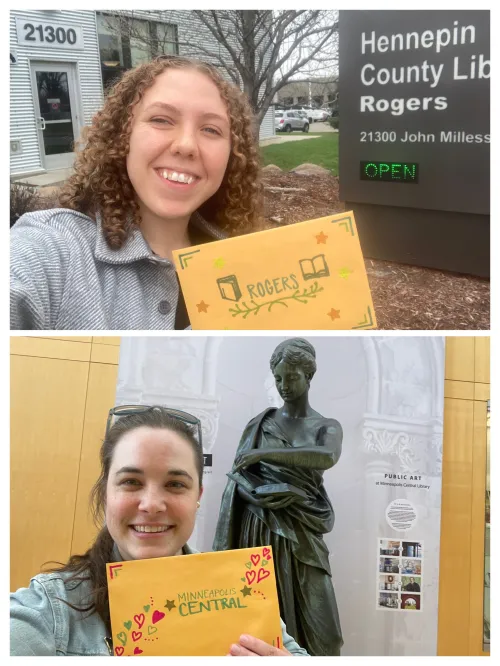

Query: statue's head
[[269, 338, 317, 403]]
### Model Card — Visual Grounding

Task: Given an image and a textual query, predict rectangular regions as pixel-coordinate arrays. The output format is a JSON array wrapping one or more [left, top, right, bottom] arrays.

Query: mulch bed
[[262, 171, 490, 330]]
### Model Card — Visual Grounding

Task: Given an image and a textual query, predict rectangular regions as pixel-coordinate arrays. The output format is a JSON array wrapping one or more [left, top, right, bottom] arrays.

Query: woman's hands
[[227, 634, 292, 657]]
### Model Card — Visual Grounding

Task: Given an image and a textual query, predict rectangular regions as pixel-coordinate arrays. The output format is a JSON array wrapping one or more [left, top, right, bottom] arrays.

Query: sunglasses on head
[[105, 404, 202, 446]]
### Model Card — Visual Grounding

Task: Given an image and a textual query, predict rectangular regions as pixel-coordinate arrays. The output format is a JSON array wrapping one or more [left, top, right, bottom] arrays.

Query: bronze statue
[[213, 338, 343, 656]]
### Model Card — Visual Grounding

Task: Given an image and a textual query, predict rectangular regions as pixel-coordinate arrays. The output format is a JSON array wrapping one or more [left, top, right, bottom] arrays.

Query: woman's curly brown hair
[[59, 56, 262, 248]]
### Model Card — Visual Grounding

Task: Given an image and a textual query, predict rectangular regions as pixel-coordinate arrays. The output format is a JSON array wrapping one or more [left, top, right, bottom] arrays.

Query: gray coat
[[10, 208, 225, 330]]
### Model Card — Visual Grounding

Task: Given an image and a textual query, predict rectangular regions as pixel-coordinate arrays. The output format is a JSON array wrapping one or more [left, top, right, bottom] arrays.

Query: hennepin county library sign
[[339, 11, 490, 277]]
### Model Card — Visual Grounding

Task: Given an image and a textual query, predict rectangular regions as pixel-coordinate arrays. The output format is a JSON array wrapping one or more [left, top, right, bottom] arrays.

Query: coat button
[[158, 300, 172, 315]]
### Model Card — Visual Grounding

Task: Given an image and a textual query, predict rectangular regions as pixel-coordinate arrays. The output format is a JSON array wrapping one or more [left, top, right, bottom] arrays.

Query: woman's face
[[273, 360, 309, 403], [126, 67, 231, 224], [105, 426, 202, 561]]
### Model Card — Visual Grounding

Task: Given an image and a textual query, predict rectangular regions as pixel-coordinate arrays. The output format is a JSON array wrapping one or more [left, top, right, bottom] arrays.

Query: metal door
[[30, 61, 80, 170]]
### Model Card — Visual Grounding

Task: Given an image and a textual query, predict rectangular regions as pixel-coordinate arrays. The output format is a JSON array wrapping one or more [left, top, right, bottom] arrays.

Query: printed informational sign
[[107, 546, 282, 656], [15, 17, 84, 50], [339, 10, 490, 215], [378, 538, 424, 612], [173, 212, 376, 330]]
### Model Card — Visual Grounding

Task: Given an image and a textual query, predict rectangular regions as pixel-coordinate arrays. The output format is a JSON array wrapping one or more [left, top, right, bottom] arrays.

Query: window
[[97, 12, 178, 91], [297, 96, 307, 105], [282, 96, 293, 106]]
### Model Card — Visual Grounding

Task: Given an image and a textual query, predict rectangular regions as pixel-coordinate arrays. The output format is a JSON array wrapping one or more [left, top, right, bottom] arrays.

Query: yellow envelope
[[173, 211, 376, 330], [106, 546, 282, 656]]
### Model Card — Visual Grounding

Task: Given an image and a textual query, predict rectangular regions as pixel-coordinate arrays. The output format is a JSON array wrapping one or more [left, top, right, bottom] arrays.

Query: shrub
[[328, 116, 339, 130], [10, 183, 40, 228], [10, 183, 60, 227]]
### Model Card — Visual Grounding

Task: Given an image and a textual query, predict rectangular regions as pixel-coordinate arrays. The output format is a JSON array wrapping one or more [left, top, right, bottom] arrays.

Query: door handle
[[38, 117, 46, 131]]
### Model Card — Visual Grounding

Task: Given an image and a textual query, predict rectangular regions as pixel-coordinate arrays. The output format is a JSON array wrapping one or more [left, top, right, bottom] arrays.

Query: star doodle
[[164, 599, 176, 611], [240, 585, 253, 597], [196, 300, 209, 313], [339, 267, 352, 279], [213, 257, 226, 269], [327, 308, 341, 321], [315, 231, 328, 244]]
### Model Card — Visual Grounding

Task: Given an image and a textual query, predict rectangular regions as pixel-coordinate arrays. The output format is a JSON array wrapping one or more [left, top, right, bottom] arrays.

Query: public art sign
[[173, 212, 377, 330], [339, 10, 490, 276], [107, 546, 282, 656]]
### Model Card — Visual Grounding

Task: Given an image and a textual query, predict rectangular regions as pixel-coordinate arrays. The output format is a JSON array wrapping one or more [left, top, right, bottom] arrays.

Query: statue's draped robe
[[213, 408, 343, 656]]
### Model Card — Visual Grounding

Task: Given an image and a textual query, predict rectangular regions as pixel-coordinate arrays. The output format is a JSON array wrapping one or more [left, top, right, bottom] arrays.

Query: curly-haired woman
[[11, 57, 262, 330]]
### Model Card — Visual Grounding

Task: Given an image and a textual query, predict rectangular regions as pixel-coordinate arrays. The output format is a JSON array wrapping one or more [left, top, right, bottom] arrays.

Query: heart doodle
[[262, 559, 268, 566], [262, 547, 271, 560], [152, 610, 165, 624], [257, 568, 271, 583], [134, 613, 145, 629], [124, 621, 132, 631], [132, 631, 142, 642], [143, 604, 150, 612], [115, 647, 124, 656], [250, 554, 260, 566], [117, 631, 127, 646], [148, 625, 158, 635], [245, 562, 252, 569], [245, 570, 256, 585], [134, 647, 143, 655]]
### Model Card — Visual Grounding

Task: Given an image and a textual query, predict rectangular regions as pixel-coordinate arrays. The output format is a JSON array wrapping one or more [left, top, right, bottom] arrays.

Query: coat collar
[[94, 210, 225, 266]]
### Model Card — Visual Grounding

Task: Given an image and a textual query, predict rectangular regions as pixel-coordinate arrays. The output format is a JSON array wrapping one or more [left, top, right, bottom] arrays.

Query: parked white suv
[[275, 110, 309, 133]]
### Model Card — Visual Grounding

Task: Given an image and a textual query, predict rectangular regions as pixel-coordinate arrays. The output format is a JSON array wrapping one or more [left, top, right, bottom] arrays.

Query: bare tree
[[99, 10, 338, 127]]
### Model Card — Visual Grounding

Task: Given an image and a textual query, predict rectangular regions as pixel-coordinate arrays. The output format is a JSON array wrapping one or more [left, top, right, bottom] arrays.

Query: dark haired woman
[[10, 408, 307, 656], [11, 56, 262, 330], [213, 338, 343, 655]]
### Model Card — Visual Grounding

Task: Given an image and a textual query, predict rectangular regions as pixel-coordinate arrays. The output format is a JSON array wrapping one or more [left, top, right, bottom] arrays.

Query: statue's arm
[[316, 419, 343, 466], [234, 446, 334, 471]]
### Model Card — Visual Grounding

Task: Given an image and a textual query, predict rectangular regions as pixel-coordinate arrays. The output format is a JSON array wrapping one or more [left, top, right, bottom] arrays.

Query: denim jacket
[[10, 543, 309, 656]]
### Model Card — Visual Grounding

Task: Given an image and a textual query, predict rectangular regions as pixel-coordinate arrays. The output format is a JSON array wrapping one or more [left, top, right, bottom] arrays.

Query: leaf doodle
[[116, 631, 127, 647], [262, 559, 268, 566], [143, 605, 150, 612], [148, 625, 158, 635], [245, 562, 252, 569], [124, 621, 132, 631], [228, 282, 324, 319]]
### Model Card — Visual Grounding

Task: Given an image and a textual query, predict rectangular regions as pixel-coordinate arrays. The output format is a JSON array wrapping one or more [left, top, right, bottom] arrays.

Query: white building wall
[[10, 9, 273, 176], [10, 10, 103, 176]]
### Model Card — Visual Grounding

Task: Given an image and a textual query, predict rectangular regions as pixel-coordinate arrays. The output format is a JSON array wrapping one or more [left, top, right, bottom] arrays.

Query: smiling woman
[[10, 406, 309, 656], [10, 56, 262, 331]]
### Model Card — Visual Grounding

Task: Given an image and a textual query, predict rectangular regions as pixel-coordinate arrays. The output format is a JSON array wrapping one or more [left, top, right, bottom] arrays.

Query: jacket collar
[[94, 210, 225, 266]]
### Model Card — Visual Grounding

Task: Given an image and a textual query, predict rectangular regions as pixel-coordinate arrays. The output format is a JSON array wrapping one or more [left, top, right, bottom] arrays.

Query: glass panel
[[97, 14, 124, 66], [36, 71, 71, 122], [156, 22, 177, 55], [35, 71, 74, 156], [130, 18, 151, 67], [483, 401, 490, 652]]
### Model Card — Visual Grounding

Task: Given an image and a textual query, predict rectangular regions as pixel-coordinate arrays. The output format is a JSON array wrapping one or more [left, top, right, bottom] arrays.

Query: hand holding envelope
[[107, 547, 283, 656]]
